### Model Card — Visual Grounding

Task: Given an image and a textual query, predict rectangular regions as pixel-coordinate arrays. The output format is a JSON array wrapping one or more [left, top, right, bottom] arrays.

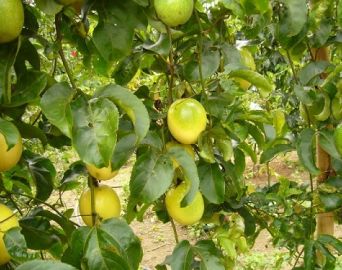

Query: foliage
[[0, 0, 342, 269]]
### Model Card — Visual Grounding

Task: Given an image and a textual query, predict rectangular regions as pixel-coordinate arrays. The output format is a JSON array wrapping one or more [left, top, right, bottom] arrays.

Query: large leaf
[[260, 144, 293, 164], [23, 150, 56, 201], [0, 42, 20, 103], [304, 239, 315, 270], [318, 130, 341, 160], [93, 1, 146, 63], [198, 161, 225, 204], [229, 69, 274, 97], [111, 133, 137, 171], [0, 118, 21, 149], [183, 47, 220, 81], [4, 227, 32, 263], [167, 145, 200, 207], [9, 70, 48, 107], [16, 260, 77, 270], [83, 219, 142, 270], [61, 227, 91, 268], [298, 61, 330, 86], [297, 128, 320, 175], [279, 0, 307, 37], [95, 84, 150, 144], [40, 83, 75, 138], [193, 240, 225, 270], [71, 96, 119, 167], [167, 240, 194, 270], [164, 240, 224, 270], [130, 148, 173, 203]]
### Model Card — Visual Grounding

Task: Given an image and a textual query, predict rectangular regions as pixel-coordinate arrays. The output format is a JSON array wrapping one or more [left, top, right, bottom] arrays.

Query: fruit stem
[[55, 13, 81, 95], [166, 26, 174, 106], [170, 218, 179, 244], [194, 9, 211, 127]]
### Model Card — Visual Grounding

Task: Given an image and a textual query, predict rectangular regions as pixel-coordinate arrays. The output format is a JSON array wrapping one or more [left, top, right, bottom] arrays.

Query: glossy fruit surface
[[0, 132, 22, 172], [166, 141, 195, 168], [165, 182, 204, 225], [86, 163, 118, 181], [154, 0, 193, 27], [167, 98, 207, 144], [79, 185, 121, 226], [0, 0, 24, 43], [0, 204, 19, 266]]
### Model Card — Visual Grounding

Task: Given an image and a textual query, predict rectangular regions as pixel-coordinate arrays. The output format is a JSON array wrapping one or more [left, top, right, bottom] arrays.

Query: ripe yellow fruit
[[166, 141, 195, 168], [234, 48, 256, 90], [0, 132, 22, 172], [165, 182, 204, 225], [167, 98, 207, 144], [0, 0, 24, 43], [154, 0, 194, 27], [79, 185, 121, 226], [86, 163, 118, 181], [0, 204, 19, 266]]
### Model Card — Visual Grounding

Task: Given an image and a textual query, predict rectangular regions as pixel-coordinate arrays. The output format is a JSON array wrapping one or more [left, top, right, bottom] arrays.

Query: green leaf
[[14, 121, 47, 146], [318, 130, 341, 160], [297, 128, 320, 175], [260, 144, 293, 164], [298, 61, 330, 86], [112, 54, 140, 86], [279, 0, 307, 37], [317, 234, 342, 254], [168, 240, 194, 270], [83, 219, 142, 270], [95, 84, 150, 144], [14, 39, 40, 74], [9, 71, 48, 107], [216, 138, 233, 162], [93, 1, 146, 63], [183, 46, 220, 81], [23, 151, 56, 201], [338, 0, 342, 28], [130, 148, 173, 203], [304, 239, 315, 270], [198, 161, 225, 204], [71, 96, 119, 167], [16, 260, 77, 270], [61, 227, 91, 268], [198, 131, 215, 163], [193, 240, 225, 270], [40, 83, 75, 138], [229, 69, 274, 97], [319, 193, 342, 211], [4, 227, 32, 263], [167, 145, 200, 207], [239, 142, 257, 163], [111, 133, 137, 171], [0, 42, 20, 103], [142, 34, 171, 56], [35, 0, 63, 15], [0, 118, 21, 148], [294, 84, 315, 105]]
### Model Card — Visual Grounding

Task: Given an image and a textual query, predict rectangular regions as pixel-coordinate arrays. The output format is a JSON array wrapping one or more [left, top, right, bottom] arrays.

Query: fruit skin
[[234, 48, 256, 90], [0, 204, 19, 266], [86, 163, 118, 181], [165, 182, 204, 225], [167, 98, 207, 144], [154, 0, 194, 27], [166, 141, 195, 168], [335, 125, 342, 156], [0, 132, 22, 172], [0, 0, 24, 43], [79, 185, 121, 226]]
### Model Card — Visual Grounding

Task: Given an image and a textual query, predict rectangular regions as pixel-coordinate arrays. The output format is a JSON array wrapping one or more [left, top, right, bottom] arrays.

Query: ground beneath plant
[[63, 152, 342, 269]]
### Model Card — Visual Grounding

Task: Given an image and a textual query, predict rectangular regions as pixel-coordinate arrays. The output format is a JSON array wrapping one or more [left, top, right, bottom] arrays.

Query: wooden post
[[312, 47, 334, 236]]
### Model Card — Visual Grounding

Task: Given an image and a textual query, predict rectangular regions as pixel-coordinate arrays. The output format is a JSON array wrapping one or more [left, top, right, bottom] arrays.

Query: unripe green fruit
[[0, 0, 24, 43], [154, 0, 193, 27]]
